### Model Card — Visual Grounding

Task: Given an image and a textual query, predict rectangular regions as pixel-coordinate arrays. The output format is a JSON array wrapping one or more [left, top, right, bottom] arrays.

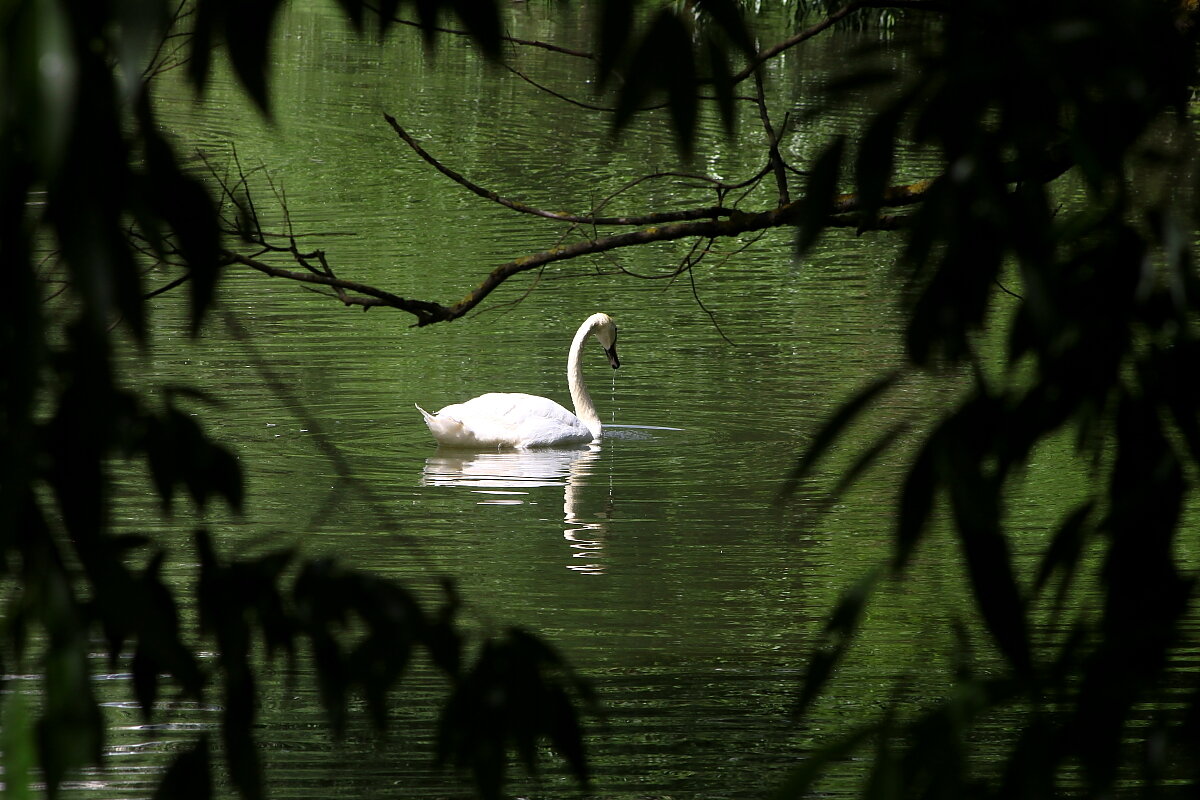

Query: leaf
[[767, 724, 876, 800], [828, 423, 908, 500], [778, 371, 899, 500], [596, 0, 634, 90], [694, 0, 755, 56], [136, 100, 222, 333], [449, 0, 501, 60], [894, 434, 937, 571], [333, 0, 364, 31], [943, 407, 1032, 675], [795, 570, 880, 717], [705, 37, 736, 134], [311, 631, 348, 735], [374, 0, 401, 35], [1032, 502, 1094, 597], [206, 444, 244, 512], [855, 96, 909, 222], [223, 0, 283, 114], [152, 737, 212, 800], [614, 10, 698, 153], [998, 718, 1058, 799], [132, 642, 160, 717], [169, 177, 222, 334], [186, 0, 216, 94], [545, 688, 589, 786], [796, 137, 845, 258]]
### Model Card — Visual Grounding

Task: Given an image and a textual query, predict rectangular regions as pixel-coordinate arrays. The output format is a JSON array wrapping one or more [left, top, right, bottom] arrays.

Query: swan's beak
[[604, 345, 620, 369]]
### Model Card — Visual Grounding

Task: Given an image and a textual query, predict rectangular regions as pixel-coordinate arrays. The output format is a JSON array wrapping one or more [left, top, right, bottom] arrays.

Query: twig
[[223, 250, 450, 324], [385, 113, 736, 225], [733, 1, 949, 85], [436, 179, 934, 322], [686, 243, 736, 346], [145, 273, 192, 299], [363, 1, 595, 60], [754, 69, 790, 206]]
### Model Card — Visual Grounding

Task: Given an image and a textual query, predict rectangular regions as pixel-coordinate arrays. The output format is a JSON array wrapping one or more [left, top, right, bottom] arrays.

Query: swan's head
[[590, 313, 620, 369]]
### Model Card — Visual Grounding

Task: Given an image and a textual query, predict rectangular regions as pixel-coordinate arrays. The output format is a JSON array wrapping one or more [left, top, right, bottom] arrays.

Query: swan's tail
[[415, 403, 475, 445]]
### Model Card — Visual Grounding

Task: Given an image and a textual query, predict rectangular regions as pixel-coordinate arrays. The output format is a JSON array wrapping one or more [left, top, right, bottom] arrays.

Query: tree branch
[[436, 179, 933, 322], [222, 250, 451, 324], [214, 170, 935, 327], [734, 1, 949, 85], [384, 113, 736, 225]]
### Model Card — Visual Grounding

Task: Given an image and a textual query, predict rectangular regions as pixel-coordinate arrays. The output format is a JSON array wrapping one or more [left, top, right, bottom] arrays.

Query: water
[[56, 4, 1044, 798]]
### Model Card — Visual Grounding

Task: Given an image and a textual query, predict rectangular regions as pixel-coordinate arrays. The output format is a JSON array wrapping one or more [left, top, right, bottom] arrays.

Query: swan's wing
[[425, 393, 593, 448]]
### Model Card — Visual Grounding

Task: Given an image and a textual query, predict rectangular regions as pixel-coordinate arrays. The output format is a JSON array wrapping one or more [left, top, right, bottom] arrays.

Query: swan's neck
[[568, 323, 602, 439]]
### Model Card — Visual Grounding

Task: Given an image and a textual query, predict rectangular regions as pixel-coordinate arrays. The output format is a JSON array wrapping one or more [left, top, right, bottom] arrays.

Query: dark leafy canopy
[[780, 0, 1200, 797], [7, 0, 1200, 798], [0, 1, 597, 798]]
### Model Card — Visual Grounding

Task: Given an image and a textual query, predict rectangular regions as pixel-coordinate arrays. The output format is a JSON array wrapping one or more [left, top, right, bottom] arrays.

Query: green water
[[48, 4, 1111, 798]]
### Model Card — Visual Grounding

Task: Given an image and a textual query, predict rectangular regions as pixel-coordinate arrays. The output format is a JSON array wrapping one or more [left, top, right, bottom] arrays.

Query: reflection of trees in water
[[421, 445, 611, 574]]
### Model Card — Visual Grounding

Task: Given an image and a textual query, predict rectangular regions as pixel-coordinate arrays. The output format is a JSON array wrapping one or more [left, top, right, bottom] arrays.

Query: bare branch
[[362, 1, 595, 60], [384, 113, 737, 225], [734, 1, 949, 85], [223, 250, 451, 324], [436, 180, 932, 323], [754, 69, 790, 206]]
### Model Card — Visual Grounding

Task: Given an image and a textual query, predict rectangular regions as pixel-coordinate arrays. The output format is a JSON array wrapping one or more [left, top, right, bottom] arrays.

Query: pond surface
[[53, 3, 1115, 798]]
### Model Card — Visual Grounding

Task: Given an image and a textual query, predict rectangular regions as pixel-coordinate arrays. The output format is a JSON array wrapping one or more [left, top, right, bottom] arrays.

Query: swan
[[416, 313, 620, 449]]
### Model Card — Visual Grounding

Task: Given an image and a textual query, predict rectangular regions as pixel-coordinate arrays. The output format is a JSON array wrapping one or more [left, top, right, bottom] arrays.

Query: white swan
[[416, 313, 620, 449]]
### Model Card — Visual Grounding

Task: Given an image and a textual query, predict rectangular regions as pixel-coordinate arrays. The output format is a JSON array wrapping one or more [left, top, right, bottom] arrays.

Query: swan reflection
[[420, 445, 610, 574]]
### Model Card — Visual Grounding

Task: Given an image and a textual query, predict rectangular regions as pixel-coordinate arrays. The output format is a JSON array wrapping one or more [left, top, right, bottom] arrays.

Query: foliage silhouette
[[777, 1, 1200, 797], [5, 0, 1200, 798], [0, 1, 589, 798]]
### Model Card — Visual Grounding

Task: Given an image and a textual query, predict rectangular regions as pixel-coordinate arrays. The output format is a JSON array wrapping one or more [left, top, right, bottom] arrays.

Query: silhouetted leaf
[[614, 10, 698, 153], [374, 0, 401, 34], [893, 435, 936, 571], [767, 724, 875, 800], [311, 631, 348, 735], [855, 97, 909, 222], [705, 38, 736, 134], [436, 627, 592, 799], [224, 0, 283, 113], [944, 398, 1031, 675], [596, 0, 634, 90], [695, 0, 755, 56], [131, 643, 159, 717], [829, 424, 907, 500], [795, 570, 879, 717], [207, 444, 244, 512], [169, 176, 222, 334], [152, 737, 212, 800], [999, 718, 1058, 799], [333, 0, 364, 30], [1033, 503, 1093, 597], [779, 371, 899, 499], [796, 137, 845, 258], [449, 0, 501, 60], [223, 699, 262, 800], [186, 0, 216, 93]]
